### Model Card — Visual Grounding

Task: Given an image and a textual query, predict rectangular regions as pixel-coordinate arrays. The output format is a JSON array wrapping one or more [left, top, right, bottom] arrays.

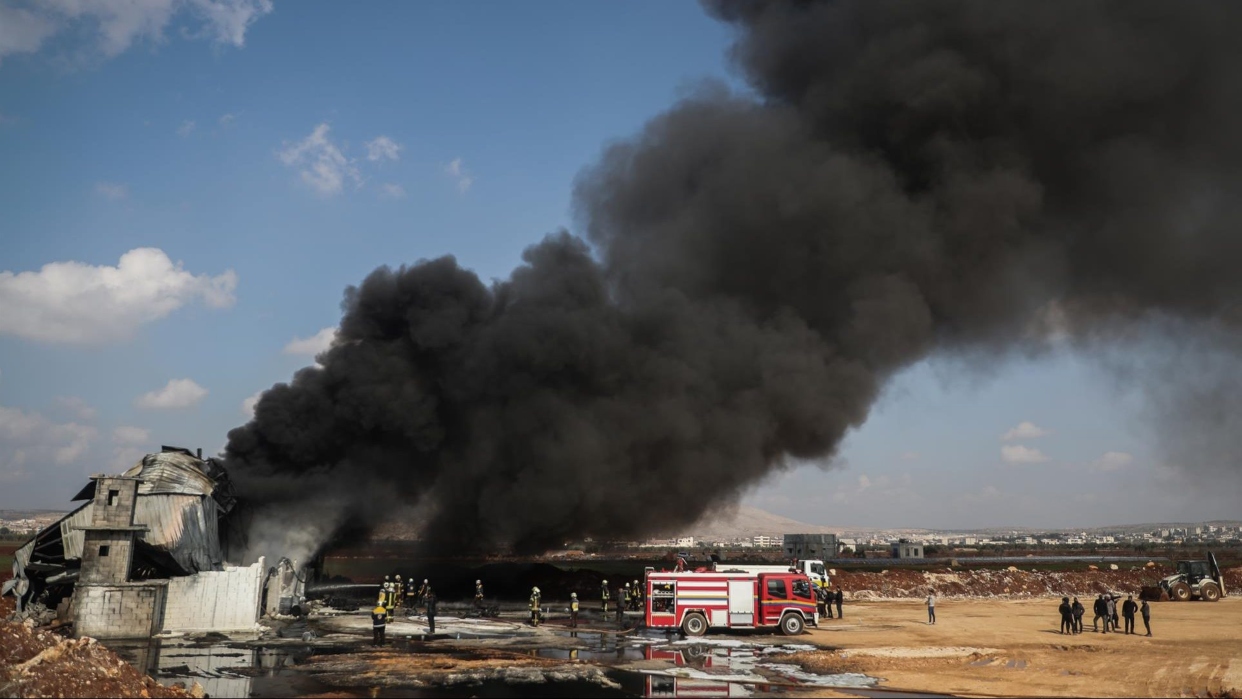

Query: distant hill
[[673, 505, 838, 541]]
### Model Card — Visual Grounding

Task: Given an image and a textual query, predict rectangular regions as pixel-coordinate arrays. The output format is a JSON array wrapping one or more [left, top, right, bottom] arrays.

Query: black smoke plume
[[226, 0, 1242, 559]]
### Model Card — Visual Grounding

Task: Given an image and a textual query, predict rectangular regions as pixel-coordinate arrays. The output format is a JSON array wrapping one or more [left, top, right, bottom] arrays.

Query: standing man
[[474, 579, 485, 611], [1071, 597, 1085, 634], [622, 583, 632, 612], [1105, 595, 1117, 633], [615, 585, 625, 624], [371, 600, 388, 646], [834, 587, 844, 620], [569, 592, 580, 628], [425, 588, 438, 635], [394, 575, 405, 614], [1093, 594, 1107, 632], [1140, 599, 1152, 637], [927, 592, 937, 625], [1058, 597, 1073, 634], [529, 587, 542, 627], [1122, 595, 1137, 635], [600, 579, 610, 616]]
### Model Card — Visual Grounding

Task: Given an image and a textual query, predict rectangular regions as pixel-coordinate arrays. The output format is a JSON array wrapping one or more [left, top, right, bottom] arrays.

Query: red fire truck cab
[[645, 569, 818, 636]]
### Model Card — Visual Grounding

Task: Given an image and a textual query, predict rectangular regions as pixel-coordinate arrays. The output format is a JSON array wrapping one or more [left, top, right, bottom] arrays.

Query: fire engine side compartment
[[728, 579, 755, 626]]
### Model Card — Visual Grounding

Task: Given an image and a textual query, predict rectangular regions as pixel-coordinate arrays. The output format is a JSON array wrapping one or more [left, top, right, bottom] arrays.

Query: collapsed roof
[[3, 446, 237, 612]]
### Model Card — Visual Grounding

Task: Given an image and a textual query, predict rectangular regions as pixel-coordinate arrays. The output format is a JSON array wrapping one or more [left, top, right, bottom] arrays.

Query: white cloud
[[0, 248, 237, 344], [177, 119, 196, 136], [278, 123, 361, 196], [1000, 421, 1051, 441], [110, 425, 151, 470], [112, 425, 150, 445], [96, 181, 128, 200], [186, 0, 273, 48], [1001, 444, 1051, 464], [0, 5, 61, 62], [218, 112, 235, 126], [856, 474, 872, 491], [445, 157, 473, 193], [0, 0, 272, 64], [55, 396, 97, 421], [242, 390, 263, 417], [283, 326, 336, 356], [1092, 451, 1134, 472], [365, 135, 401, 162], [380, 183, 406, 199], [0, 403, 96, 482], [136, 378, 208, 409], [899, 450, 920, 461]]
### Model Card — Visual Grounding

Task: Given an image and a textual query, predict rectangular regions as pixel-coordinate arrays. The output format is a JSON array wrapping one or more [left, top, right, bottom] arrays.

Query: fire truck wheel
[[681, 612, 708, 637], [780, 613, 805, 636]]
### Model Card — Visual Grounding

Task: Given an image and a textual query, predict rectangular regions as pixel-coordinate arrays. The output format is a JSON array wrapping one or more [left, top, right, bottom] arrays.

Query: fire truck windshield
[[792, 579, 812, 599]]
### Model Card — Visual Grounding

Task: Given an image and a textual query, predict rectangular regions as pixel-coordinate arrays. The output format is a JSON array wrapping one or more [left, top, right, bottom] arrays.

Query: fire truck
[[644, 569, 818, 636]]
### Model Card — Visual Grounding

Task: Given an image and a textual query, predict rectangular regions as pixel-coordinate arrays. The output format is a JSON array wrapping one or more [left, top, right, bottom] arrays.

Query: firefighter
[[394, 575, 405, 613], [622, 582, 631, 611], [631, 580, 641, 610], [405, 575, 418, 609], [600, 580, 610, 615], [569, 592, 580, 628], [371, 600, 387, 646], [415, 578, 429, 613], [615, 585, 625, 623], [474, 579, 485, 610], [382, 576, 394, 621], [529, 587, 542, 626]]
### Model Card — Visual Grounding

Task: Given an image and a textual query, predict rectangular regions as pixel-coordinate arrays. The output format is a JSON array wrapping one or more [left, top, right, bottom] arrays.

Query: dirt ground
[[0, 622, 194, 698], [793, 597, 1242, 697]]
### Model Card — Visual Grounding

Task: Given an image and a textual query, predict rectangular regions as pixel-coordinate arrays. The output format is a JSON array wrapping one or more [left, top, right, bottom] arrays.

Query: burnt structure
[[4, 447, 278, 638]]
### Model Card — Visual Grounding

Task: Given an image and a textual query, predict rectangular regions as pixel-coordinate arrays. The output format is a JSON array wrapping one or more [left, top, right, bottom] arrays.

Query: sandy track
[[795, 597, 1242, 697]]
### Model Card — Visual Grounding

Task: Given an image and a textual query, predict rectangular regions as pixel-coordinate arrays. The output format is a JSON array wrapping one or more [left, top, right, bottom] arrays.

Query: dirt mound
[[831, 565, 1241, 600], [0, 622, 191, 698]]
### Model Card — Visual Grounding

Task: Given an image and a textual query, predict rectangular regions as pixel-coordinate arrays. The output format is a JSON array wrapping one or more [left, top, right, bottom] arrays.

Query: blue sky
[[0, 0, 1231, 529]]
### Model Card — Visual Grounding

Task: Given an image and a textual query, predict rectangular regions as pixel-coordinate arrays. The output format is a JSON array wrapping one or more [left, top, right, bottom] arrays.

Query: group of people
[[817, 584, 845, 619], [1062, 593, 1151, 636], [370, 574, 443, 645]]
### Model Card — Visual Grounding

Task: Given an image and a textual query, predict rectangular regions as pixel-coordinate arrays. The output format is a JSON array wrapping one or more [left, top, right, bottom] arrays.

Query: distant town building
[[892, 540, 924, 559], [783, 533, 838, 560]]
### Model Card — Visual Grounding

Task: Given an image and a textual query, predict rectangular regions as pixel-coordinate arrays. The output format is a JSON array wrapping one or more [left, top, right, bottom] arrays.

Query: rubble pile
[[0, 622, 192, 698], [837, 565, 1242, 600]]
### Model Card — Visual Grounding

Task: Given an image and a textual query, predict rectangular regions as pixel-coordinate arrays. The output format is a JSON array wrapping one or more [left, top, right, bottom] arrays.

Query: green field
[[0, 554, 12, 573]]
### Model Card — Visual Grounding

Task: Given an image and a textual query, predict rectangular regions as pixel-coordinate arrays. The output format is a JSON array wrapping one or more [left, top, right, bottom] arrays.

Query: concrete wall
[[91, 477, 139, 527], [784, 533, 838, 559], [80, 530, 134, 584], [74, 583, 166, 639], [162, 558, 265, 632]]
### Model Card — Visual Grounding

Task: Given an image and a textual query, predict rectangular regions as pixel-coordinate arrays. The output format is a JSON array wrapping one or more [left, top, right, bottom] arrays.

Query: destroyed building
[[2, 446, 306, 639]]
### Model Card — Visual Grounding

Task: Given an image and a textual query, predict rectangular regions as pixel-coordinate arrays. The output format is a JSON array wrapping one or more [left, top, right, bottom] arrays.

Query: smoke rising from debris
[[225, 0, 1242, 556]]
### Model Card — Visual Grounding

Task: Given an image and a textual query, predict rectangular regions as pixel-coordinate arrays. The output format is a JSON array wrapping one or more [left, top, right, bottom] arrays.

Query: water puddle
[[112, 622, 882, 697]]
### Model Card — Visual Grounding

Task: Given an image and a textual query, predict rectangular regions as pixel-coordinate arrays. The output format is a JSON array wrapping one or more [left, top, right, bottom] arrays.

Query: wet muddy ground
[[112, 607, 883, 698]]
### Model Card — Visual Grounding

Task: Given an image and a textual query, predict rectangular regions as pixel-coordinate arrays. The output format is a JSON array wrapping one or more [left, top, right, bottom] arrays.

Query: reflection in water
[[113, 641, 316, 699]]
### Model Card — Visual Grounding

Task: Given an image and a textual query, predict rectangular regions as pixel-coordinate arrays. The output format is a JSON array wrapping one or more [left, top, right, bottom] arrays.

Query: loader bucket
[[1139, 586, 1168, 601]]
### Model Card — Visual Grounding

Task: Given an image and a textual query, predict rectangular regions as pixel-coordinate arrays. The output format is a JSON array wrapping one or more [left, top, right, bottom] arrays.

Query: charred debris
[[3, 446, 314, 636]]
